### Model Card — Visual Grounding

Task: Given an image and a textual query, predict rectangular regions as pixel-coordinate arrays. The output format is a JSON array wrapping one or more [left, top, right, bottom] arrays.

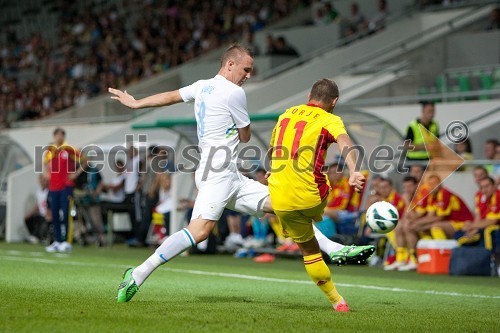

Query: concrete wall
[[446, 30, 500, 68]]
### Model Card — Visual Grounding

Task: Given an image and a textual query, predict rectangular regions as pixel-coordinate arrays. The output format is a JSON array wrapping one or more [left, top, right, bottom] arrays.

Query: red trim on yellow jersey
[[314, 128, 335, 202]]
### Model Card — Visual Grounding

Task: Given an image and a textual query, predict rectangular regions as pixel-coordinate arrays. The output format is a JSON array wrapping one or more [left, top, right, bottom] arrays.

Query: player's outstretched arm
[[108, 88, 183, 109], [337, 133, 365, 192]]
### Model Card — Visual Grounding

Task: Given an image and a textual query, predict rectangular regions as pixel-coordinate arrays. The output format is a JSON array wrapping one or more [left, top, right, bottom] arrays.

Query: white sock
[[132, 228, 195, 286], [313, 224, 344, 253], [197, 239, 208, 252]]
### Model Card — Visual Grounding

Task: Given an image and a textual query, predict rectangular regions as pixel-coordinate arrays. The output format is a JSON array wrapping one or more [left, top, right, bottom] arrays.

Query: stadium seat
[[457, 74, 472, 100], [478, 72, 494, 100]]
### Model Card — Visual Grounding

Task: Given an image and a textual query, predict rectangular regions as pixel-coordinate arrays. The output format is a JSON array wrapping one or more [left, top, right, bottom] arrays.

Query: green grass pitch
[[1, 242, 499, 333]]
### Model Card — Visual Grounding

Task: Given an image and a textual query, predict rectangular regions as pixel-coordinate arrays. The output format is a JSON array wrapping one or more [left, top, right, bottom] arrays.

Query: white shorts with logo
[[191, 164, 269, 221]]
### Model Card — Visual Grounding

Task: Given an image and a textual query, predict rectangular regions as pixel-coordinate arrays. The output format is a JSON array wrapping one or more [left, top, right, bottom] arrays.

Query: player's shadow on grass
[[196, 296, 318, 311]]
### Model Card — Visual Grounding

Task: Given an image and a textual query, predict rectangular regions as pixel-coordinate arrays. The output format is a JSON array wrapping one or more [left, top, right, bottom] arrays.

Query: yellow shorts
[[451, 221, 465, 231], [274, 199, 327, 243]]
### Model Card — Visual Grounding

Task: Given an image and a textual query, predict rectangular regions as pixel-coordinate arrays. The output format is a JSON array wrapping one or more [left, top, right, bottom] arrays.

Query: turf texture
[[1, 242, 499, 333]]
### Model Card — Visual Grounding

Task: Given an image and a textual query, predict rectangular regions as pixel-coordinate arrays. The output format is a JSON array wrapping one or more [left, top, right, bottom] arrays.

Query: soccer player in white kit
[[109, 44, 373, 303]]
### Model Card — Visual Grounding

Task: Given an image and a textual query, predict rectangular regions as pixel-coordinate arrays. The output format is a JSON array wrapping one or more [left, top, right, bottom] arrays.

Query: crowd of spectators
[[0, 0, 309, 127]]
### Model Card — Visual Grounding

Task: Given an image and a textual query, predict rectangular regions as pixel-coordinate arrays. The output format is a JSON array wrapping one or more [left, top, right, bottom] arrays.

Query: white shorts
[[191, 165, 269, 221]]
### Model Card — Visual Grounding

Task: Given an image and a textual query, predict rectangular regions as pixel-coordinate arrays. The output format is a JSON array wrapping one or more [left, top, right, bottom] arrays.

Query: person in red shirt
[[323, 162, 354, 221], [460, 176, 500, 249], [385, 176, 421, 271], [400, 174, 473, 271], [43, 128, 80, 253], [363, 177, 405, 267]]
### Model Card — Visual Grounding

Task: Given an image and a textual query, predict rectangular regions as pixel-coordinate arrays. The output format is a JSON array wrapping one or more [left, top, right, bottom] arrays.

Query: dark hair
[[255, 168, 266, 174], [53, 127, 66, 136], [473, 165, 489, 175], [485, 138, 499, 147], [410, 163, 425, 171], [220, 43, 253, 67], [403, 176, 418, 184], [379, 177, 393, 186], [480, 176, 496, 185], [419, 100, 435, 108], [309, 78, 339, 106], [457, 138, 472, 153]]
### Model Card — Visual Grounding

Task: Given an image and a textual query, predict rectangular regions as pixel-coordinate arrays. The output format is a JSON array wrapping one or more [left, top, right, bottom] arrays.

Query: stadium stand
[[0, 0, 310, 127]]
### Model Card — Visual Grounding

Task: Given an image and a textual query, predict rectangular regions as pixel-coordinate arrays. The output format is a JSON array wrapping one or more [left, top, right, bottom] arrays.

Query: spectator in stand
[[400, 174, 473, 271], [344, 2, 368, 37], [324, 3, 339, 23], [404, 102, 440, 162], [312, 5, 328, 26], [369, 0, 389, 33], [43, 128, 80, 253], [242, 30, 261, 56], [270, 36, 300, 57], [0, 1, 309, 128], [24, 175, 49, 244], [457, 176, 499, 248], [484, 138, 498, 161], [454, 138, 473, 171], [485, 7, 500, 31], [264, 34, 275, 55]]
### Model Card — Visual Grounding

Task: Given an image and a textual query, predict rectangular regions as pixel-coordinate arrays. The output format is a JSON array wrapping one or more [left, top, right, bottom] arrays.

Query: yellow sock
[[430, 227, 447, 240], [303, 253, 342, 305], [385, 230, 397, 249], [409, 249, 417, 263], [395, 247, 408, 262]]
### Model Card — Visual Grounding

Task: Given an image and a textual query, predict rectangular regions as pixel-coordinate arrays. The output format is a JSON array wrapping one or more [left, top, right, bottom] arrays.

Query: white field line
[[1, 253, 499, 300]]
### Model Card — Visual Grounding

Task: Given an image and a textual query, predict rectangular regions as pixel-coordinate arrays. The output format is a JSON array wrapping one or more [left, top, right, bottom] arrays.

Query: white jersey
[[179, 75, 250, 172]]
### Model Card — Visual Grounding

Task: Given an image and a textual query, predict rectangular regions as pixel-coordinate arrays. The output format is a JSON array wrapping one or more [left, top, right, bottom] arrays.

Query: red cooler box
[[416, 240, 458, 274]]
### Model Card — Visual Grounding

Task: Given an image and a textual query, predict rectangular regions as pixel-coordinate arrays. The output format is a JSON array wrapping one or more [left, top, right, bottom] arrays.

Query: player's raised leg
[[262, 196, 374, 265], [313, 224, 375, 265]]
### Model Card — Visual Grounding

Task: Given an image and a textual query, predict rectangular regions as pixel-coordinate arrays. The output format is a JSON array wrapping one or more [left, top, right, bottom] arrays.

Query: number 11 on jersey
[[275, 118, 307, 160]]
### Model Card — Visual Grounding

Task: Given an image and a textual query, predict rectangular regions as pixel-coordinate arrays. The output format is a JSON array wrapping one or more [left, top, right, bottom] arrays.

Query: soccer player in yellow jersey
[[267, 79, 365, 312]]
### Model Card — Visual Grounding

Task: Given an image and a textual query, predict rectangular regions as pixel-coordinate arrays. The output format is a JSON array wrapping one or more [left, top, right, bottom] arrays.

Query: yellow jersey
[[268, 103, 347, 211]]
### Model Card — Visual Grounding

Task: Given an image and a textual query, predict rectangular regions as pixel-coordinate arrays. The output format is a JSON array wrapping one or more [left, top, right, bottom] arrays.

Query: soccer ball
[[366, 201, 399, 234]]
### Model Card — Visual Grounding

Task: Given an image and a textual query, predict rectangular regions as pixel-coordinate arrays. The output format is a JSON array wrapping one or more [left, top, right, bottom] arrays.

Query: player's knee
[[191, 227, 211, 243], [187, 218, 215, 243], [262, 197, 274, 214]]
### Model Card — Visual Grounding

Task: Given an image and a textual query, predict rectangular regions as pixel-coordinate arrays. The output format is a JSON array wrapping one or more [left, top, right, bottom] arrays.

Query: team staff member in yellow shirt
[[404, 101, 440, 161], [268, 78, 365, 312]]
